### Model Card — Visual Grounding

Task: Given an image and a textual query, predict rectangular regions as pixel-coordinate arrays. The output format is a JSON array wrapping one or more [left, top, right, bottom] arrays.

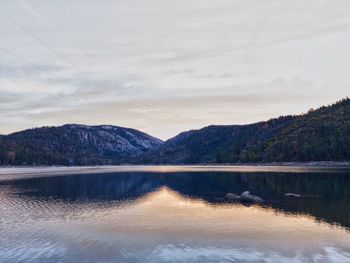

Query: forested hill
[[143, 98, 350, 164], [0, 98, 349, 165], [0, 125, 162, 165]]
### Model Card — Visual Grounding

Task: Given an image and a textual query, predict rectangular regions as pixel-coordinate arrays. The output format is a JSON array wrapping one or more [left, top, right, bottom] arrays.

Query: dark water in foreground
[[1, 168, 350, 262]]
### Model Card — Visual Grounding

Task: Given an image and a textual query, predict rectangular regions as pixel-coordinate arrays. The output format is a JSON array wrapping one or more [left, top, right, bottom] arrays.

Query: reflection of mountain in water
[[3, 171, 350, 229]]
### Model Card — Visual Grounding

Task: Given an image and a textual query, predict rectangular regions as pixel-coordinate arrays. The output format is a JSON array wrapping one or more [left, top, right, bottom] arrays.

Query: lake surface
[[1, 167, 350, 262]]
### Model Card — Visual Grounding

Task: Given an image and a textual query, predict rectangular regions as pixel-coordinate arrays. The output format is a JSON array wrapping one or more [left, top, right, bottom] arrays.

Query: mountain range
[[1, 98, 349, 165]]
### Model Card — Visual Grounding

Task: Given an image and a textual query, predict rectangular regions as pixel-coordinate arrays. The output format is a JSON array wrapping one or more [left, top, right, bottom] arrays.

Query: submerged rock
[[284, 193, 301, 198], [225, 193, 241, 201], [240, 191, 265, 203]]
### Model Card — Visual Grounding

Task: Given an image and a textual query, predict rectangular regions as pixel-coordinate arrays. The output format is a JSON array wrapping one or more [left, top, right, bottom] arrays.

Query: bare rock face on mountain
[[0, 124, 162, 165]]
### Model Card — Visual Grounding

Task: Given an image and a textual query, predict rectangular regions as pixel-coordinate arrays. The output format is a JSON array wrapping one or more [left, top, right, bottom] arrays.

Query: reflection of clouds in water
[[0, 240, 66, 262], [2, 240, 350, 263], [316, 247, 350, 263], [123, 245, 350, 263]]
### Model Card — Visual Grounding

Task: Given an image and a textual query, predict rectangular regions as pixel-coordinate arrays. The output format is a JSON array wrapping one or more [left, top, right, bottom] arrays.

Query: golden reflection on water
[[38, 186, 347, 262], [80, 187, 350, 246]]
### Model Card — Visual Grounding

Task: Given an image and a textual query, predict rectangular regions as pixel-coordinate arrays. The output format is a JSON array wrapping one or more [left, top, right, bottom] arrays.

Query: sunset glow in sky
[[1, 0, 350, 139]]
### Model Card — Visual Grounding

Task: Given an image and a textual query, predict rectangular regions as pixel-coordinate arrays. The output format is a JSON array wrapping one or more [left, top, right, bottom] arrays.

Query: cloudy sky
[[0, 0, 349, 139]]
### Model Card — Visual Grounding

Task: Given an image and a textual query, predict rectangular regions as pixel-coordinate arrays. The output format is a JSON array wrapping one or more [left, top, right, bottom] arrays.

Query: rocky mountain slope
[[0, 124, 162, 165]]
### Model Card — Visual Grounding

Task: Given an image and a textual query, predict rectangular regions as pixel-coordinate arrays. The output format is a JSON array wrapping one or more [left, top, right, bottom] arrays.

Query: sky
[[0, 0, 349, 140]]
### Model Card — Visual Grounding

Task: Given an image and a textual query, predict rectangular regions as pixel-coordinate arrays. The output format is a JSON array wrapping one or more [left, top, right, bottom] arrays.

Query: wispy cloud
[[0, 0, 349, 138]]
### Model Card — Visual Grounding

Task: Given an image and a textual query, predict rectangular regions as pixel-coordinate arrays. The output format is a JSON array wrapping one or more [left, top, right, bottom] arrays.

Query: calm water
[[1, 168, 350, 262]]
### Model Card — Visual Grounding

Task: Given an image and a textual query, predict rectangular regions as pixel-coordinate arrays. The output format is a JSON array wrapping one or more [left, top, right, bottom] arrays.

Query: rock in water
[[240, 191, 251, 198], [240, 191, 253, 201], [284, 193, 301, 198], [225, 193, 241, 201], [240, 191, 265, 203]]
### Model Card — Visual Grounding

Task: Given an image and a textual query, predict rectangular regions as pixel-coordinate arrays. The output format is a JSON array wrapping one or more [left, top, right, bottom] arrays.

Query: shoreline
[[1, 163, 350, 181]]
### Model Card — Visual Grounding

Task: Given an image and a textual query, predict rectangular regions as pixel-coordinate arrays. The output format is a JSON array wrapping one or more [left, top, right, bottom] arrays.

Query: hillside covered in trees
[[144, 98, 350, 164], [0, 98, 349, 165]]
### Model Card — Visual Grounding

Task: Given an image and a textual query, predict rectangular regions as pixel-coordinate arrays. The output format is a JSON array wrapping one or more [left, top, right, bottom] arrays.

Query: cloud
[[122, 244, 350, 263], [0, 89, 329, 139], [1, 0, 350, 138], [17, 0, 52, 27]]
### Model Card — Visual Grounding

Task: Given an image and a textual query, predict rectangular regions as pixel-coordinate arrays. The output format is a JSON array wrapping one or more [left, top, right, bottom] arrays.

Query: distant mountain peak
[[0, 124, 162, 165]]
